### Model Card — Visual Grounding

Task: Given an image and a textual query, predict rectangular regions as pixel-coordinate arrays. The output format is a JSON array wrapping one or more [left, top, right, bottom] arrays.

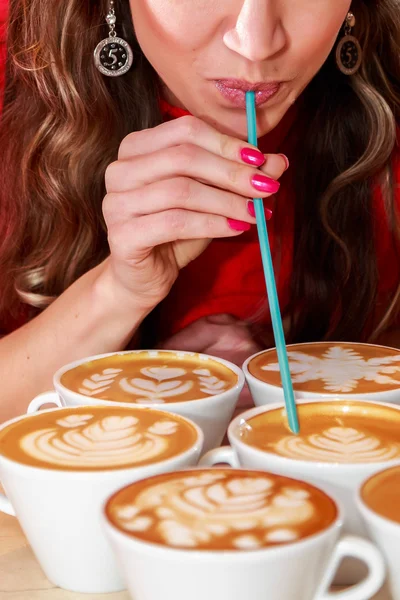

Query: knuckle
[[104, 161, 120, 192], [168, 177, 193, 207], [118, 130, 143, 159], [102, 192, 117, 222], [219, 133, 233, 157], [178, 115, 202, 141], [172, 143, 198, 170], [164, 209, 187, 234]]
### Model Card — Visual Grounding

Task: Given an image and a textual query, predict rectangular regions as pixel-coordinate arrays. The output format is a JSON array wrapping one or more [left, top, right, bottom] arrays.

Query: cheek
[[131, 0, 218, 51], [291, 6, 349, 73]]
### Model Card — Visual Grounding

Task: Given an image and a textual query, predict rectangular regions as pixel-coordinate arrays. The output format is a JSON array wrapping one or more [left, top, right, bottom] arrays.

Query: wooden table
[[0, 509, 392, 600]]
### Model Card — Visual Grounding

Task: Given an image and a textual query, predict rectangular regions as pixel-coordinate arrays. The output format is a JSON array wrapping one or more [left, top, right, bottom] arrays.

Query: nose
[[223, 0, 287, 62]]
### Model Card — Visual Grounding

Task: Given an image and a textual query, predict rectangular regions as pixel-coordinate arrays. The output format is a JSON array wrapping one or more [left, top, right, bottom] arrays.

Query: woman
[[0, 0, 399, 421]]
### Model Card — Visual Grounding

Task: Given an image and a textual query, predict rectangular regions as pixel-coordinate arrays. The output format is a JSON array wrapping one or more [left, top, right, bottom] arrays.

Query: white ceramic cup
[[200, 399, 400, 584], [0, 407, 203, 594], [243, 342, 400, 407], [27, 350, 245, 454], [357, 466, 400, 600], [103, 472, 385, 600]]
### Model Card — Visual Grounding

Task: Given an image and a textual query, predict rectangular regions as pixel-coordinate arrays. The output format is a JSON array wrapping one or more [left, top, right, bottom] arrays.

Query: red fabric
[[0, 0, 7, 107]]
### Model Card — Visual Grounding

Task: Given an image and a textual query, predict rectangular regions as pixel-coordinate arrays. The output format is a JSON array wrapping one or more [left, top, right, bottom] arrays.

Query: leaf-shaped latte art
[[56, 414, 93, 428], [148, 421, 179, 436], [140, 367, 187, 381], [119, 377, 193, 400], [271, 426, 400, 463]]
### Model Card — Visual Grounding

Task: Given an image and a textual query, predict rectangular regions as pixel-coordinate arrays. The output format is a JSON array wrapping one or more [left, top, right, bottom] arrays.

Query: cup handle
[[199, 446, 240, 468], [27, 391, 62, 414], [315, 535, 385, 600], [0, 492, 16, 517]]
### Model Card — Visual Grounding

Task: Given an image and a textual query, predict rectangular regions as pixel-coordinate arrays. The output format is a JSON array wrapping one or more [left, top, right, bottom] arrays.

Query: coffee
[[60, 351, 238, 404], [0, 406, 198, 471], [361, 466, 400, 525], [248, 342, 400, 394], [240, 401, 400, 463], [105, 468, 337, 551]]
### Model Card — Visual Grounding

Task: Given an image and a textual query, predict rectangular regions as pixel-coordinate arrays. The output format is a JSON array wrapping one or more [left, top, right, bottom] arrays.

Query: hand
[[159, 314, 263, 409], [101, 116, 287, 312]]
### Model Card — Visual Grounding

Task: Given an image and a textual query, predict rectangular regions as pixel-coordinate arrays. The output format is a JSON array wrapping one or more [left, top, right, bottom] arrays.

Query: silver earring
[[94, 1, 134, 77], [336, 12, 362, 76]]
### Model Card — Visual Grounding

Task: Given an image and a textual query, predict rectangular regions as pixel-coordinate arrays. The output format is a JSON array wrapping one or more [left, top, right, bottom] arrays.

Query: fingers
[[117, 115, 288, 179], [106, 144, 284, 201], [104, 178, 257, 225], [118, 115, 260, 164], [107, 209, 248, 262]]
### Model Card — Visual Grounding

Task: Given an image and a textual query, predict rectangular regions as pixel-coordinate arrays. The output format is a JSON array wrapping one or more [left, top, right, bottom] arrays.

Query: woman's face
[[129, 0, 352, 139]]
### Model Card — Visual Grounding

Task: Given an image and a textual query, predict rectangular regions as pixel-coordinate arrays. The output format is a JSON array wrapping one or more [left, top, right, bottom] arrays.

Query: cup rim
[[356, 464, 400, 531], [227, 398, 400, 471], [54, 349, 245, 408], [242, 341, 400, 397], [0, 405, 204, 477], [102, 466, 343, 561]]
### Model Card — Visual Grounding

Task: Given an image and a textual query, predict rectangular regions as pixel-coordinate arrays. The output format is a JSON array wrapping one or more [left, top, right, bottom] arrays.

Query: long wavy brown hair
[[0, 0, 399, 343]]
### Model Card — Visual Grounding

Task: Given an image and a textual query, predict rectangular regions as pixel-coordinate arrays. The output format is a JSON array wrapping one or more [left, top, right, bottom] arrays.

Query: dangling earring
[[94, 0, 134, 77], [336, 12, 362, 76]]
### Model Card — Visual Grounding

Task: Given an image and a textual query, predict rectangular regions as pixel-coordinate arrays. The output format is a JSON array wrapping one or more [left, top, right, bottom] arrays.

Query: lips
[[215, 79, 281, 108]]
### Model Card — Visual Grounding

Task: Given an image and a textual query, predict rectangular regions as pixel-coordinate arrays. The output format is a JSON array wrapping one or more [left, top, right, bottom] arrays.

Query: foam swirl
[[20, 414, 181, 468], [271, 427, 400, 463], [114, 473, 315, 549]]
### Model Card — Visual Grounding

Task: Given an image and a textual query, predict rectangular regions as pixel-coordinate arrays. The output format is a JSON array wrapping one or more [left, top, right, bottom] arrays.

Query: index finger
[[118, 115, 265, 165]]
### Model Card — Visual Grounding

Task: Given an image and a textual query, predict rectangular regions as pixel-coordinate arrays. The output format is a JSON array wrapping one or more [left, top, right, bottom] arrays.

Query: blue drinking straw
[[246, 91, 299, 434]]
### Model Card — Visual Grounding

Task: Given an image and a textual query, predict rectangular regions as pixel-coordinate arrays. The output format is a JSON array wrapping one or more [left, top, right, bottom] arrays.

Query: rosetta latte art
[[113, 472, 315, 549], [271, 427, 400, 463], [20, 413, 181, 468]]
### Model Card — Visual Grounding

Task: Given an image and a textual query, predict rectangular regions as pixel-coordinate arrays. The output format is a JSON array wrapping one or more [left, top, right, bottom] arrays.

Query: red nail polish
[[278, 154, 290, 171], [227, 218, 251, 232], [247, 201, 256, 217], [251, 173, 280, 194], [248, 201, 273, 220], [241, 148, 266, 167]]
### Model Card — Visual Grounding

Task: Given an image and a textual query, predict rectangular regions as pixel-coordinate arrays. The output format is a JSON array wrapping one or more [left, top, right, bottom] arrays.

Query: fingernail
[[251, 173, 280, 194], [278, 153, 290, 171], [247, 201, 273, 220], [241, 147, 265, 167], [227, 218, 251, 232], [247, 200, 255, 218]]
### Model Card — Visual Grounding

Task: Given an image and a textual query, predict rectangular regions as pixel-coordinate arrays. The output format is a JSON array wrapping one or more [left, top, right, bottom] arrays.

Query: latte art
[[60, 351, 237, 404], [240, 402, 400, 465], [248, 342, 400, 394], [106, 470, 337, 550], [0, 406, 198, 471], [272, 427, 400, 463]]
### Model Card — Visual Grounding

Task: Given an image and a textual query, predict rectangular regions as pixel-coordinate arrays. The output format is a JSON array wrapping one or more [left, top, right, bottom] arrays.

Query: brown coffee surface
[[0, 406, 198, 471], [240, 402, 400, 464], [61, 351, 238, 404], [362, 466, 400, 525], [248, 342, 400, 394], [106, 469, 337, 551]]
